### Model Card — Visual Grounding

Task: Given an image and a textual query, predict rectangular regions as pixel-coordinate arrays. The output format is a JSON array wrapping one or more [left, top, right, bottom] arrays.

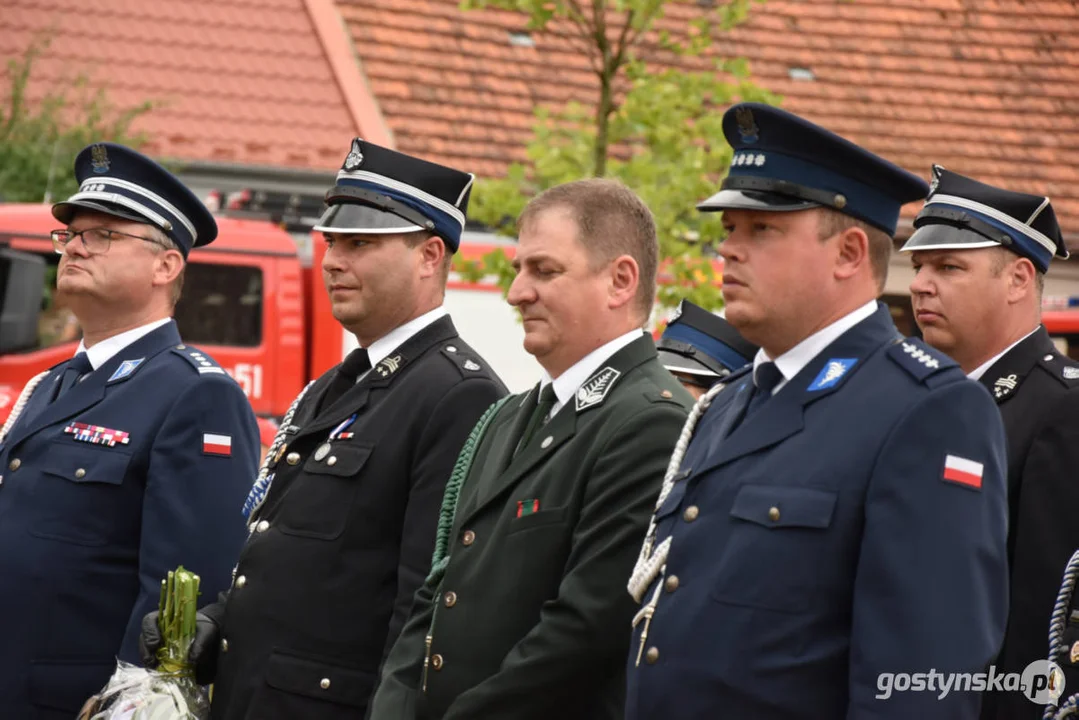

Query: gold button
[[8, 459, 20, 471], [462, 530, 475, 546], [431, 653, 443, 670], [661, 390, 673, 398], [327, 456, 337, 466], [444, 591, 457, 608], [683, 505, 699, 522], [220, 638, 229, 652], [645, 647, 659, 664], [256, 520, 270, 533], [664, 575, 679, 593], [320, 677, 331, 690], [768, 506, 780, 522], [235, 575, 247, 588], [286, 452, 301, 465], [74, 468, 86, 479]]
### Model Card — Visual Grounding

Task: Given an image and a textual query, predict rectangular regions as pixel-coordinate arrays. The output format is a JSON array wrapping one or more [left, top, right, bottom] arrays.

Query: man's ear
[[418, 234, 446, 279], [832, 225, 870, 281], [152, 250, 185, 288], [1006, 256, 1038, 304], [608, 254, 640, 311]]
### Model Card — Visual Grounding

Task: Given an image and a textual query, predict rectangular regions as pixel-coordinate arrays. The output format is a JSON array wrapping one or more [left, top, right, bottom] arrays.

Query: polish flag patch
[[203, 433, 232, 457], [943, 454, 983, 490]]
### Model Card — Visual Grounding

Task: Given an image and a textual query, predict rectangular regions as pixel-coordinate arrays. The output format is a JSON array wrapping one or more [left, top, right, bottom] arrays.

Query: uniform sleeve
[[381, 379, 506, 664], [117, 375, 260, 662], [442, 401, 687, 720], [847, 380, 1009, 719]]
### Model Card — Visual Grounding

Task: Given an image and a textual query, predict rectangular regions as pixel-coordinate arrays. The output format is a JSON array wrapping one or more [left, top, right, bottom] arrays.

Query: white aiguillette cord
[[0, 370, 50, 445]]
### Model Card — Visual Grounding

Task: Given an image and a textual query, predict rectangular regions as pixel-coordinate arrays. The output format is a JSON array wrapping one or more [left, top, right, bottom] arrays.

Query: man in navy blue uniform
[[0, 143, 260, 718], [657, 299, 758, 399], [901, 168, 1079, 718], [625, 104, 1010, 719]]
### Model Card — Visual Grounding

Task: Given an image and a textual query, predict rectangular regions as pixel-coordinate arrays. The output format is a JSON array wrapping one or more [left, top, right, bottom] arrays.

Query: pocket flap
[[302, 443, 373, 478], [264, 651, 374, 707], [43, 441, 130, 485], [506, 505, 569, 534], [730, 485, 837, 529]]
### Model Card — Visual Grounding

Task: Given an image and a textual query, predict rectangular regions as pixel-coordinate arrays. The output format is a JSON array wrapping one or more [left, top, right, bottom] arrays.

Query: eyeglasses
[[51, 227, 167, 256]]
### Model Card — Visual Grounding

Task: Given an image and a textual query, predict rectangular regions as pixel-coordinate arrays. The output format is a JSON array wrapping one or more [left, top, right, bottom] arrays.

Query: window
[[175, 264, 263, 347]]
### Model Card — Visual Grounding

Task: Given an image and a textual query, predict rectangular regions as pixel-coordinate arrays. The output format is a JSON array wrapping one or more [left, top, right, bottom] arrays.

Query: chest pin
[[314, 443, 332, 461]]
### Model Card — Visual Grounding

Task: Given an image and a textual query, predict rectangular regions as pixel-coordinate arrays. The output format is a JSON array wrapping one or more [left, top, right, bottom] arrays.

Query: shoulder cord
[[242, 379, 317, 520], [1045, 549, 1079, 719], [628, 381, 726, 605], [0, 370, 50, 446]]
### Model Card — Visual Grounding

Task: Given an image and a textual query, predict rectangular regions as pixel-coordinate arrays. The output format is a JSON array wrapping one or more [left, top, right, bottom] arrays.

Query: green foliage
[[455, 0, 779, 315], [0, 37, 154, 204]]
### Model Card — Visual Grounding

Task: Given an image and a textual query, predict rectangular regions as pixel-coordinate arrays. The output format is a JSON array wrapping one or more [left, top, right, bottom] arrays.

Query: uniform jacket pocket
[[506, 505, 569, 535], [31, 441, 132, 546], [249, 650, 374, 718], [279, 443, 373, 540]]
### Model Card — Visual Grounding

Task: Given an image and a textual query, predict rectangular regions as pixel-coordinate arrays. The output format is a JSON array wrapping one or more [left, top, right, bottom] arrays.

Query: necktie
[[516, 383, 557, 456], [54, 352, 93, 402], [319, 348, 371, 412], [742, 361, 783, 419]]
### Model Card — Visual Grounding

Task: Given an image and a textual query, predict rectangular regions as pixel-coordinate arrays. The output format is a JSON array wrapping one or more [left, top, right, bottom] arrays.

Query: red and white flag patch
[[203, 433, 232, 457], [943, 454, 983, 489]]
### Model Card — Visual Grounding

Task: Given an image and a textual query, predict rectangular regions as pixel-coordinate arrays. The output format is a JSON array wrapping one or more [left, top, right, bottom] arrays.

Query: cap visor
[[899, 224, 1002, 253], [697, 189, 819, 213], [657, 350, 720, 378], [52, 199, 150, 226], [313, 202, 423, 234]]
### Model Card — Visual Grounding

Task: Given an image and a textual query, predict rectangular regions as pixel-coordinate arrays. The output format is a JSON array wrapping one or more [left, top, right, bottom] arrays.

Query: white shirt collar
[[363, 306, 448, 368], [967, 327, 1040, 381], [77, 318, 172, 370], [540, 329, 644, 419], [753, 300, 878, 395]]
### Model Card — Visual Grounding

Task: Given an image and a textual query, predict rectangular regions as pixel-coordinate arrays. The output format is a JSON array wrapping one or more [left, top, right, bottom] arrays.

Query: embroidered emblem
[[516, 499, 540, 518], [807, 358, 858, 392], [203, 433, 232, 457], [90, 144, 110, 173], [754, 153, 766, 167], [376, 354, 402, 378], [463, 359, 481, 371], [343, 139, 364, 171], [314, 442, 332, 461], [901, 341, 941, 369], [993, 374, 1018, 399], [64, 422, 130, 447], [1064, 367, 1079, 380], [942, 454, 983, 490], [735, 107, 760, 144], [575, 366, 621, 412], [108, 358, 145, 382]]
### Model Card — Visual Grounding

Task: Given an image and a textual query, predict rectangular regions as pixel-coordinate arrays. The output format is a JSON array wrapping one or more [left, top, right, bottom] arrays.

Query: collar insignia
[[575, 366, 621, 412], [993, 373, 1018, 399], [807, 358, 857, 392], [376, 354, 403, 378], [108, 358, 144, 382]]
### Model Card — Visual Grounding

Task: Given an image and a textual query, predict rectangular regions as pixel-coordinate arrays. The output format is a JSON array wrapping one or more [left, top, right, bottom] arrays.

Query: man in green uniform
[[369, 178, 694, 720]]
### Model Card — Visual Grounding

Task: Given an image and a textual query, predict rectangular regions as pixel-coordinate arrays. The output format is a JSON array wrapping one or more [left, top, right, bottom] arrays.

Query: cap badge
[[928, 164, 944, 196], [344, 139, 364, 171], [90, 144, 111, 174], [735, 107, 760, 144]]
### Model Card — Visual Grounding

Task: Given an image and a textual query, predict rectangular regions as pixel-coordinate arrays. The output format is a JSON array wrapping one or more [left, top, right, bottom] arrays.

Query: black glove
[[139, 609, 221, 685]]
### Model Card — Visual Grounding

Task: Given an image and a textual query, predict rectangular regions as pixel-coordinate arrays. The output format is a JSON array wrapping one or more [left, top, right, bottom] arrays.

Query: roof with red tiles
[[339, 0, 1079, 241], [0, 0, 389, 170]]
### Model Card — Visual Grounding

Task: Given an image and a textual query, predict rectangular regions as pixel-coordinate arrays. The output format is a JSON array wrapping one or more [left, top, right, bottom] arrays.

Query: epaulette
[[171, 344, 227, 375], [439, 343, 487, 376], [885, 337, 957, 385], [1039, 350, 1079, 387]]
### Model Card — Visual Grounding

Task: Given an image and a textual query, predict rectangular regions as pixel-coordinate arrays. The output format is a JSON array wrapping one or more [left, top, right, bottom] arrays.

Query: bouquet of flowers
[[80, 567, 210, 720]]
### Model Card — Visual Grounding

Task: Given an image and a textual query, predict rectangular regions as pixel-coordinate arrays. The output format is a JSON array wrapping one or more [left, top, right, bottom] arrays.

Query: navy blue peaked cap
[[698, 103, 930, 235], [52, 142, 217, 256], [314, 139, 475, 253], [658, 299, 759, 381], [899, 165, 1067, 273]]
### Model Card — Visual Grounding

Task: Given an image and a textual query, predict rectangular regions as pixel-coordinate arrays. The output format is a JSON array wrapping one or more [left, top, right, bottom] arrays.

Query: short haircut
[[816, 208, 892, 292], [989, 245, 1045, 297], [147, 226, 185, 306], [403, 231, 453, 285], [517, 178, 658, 320]]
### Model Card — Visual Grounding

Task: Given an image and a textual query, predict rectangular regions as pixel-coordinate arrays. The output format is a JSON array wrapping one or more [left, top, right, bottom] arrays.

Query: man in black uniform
[[902, 166, 1079, 718], [656, 299, 758, 399], [141, 139, 507, 719]]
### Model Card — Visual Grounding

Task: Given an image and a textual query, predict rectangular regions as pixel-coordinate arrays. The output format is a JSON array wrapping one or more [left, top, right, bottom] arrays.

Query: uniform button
[[235, 575, 247, 588], [446, 346, 458, 353], [664, 575, 680, 593], [645, 647, 659, 664], [1045, 354, 1055, 362], [74, 468, 86, 479], [327, 456, 337, 466], [444, 591, 457, 608], [661, 390, 673, 398], [8, 459, 20, 471], [462, 530, 475, 546], [320, 678, 331, 690], [768, 506, 780, 522], [220, 638, 229, 653], [431, 654, 444, 670], [683, 505, 699, 522], [286, 452, 301, 465], [256, 520, 270, 533]]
